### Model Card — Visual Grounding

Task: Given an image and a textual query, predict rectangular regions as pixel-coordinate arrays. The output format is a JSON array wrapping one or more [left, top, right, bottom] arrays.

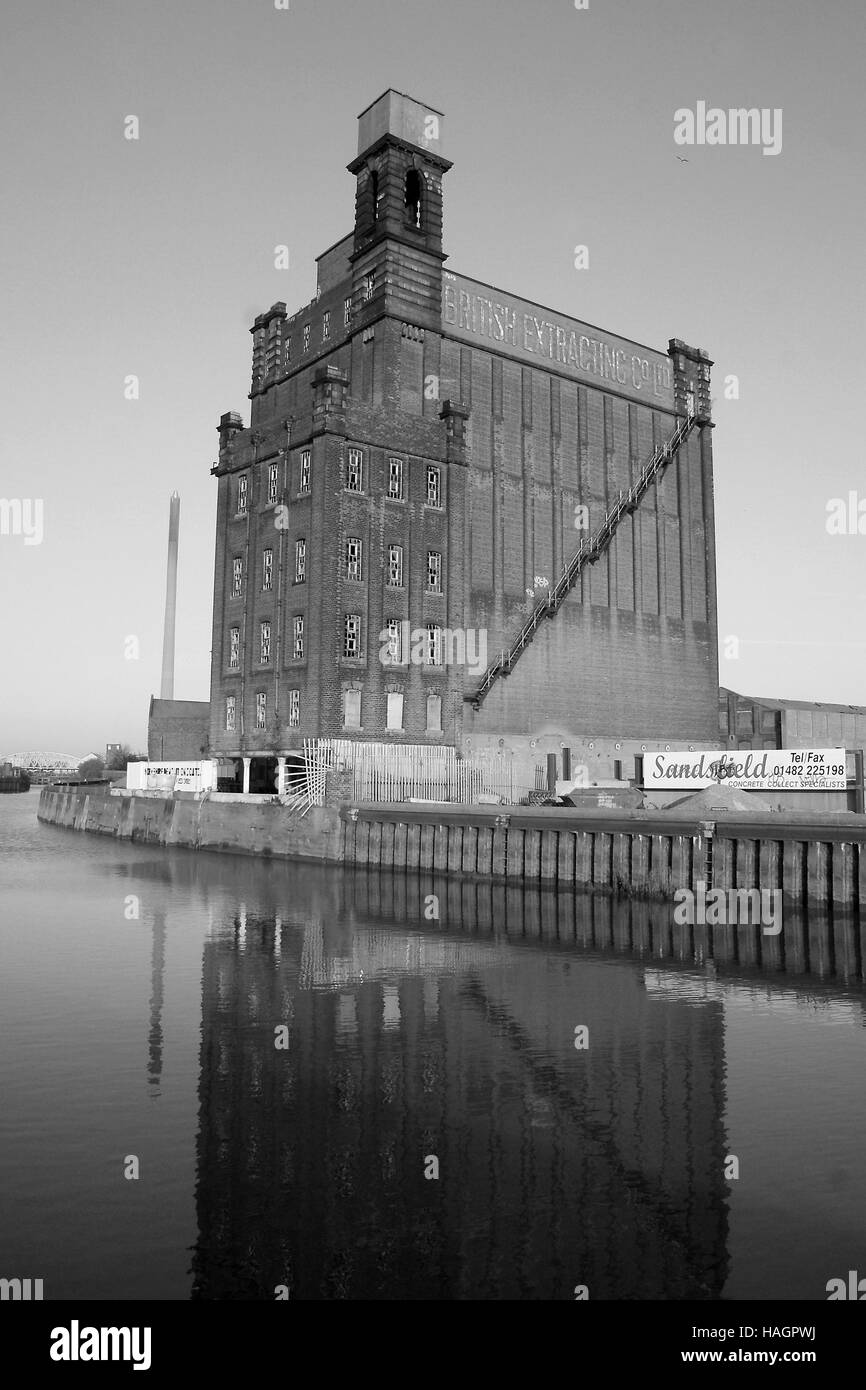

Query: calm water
[[1, 788, 864, 1300]]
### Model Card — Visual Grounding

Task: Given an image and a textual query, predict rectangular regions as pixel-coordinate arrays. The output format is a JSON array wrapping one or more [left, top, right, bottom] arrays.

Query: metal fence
[[310, 739, 519, 805]]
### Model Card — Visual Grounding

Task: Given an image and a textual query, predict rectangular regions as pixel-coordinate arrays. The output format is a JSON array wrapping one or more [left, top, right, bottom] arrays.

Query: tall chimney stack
[[160, 492, 180, 699]]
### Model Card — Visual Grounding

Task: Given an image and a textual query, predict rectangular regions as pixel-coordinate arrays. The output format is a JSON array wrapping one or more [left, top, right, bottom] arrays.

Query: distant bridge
[[1, 752, 92, 784]]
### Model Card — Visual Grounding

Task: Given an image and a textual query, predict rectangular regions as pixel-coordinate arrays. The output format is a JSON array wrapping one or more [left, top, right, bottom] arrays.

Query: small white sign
[[644, 749, 847, 791]]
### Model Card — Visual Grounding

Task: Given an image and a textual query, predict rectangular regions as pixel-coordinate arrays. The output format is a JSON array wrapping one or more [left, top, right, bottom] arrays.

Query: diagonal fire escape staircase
[[465, 409, 701, 711]]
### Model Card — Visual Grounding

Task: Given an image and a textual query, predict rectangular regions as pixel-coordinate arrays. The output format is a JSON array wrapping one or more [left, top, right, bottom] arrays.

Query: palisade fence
[[276, 741, 332, 814], [305, 739, 523, 806], [302, 738, 330, 805]]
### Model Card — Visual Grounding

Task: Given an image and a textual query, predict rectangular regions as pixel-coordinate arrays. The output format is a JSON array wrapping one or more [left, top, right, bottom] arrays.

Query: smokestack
[[160, 492, 180, 699]]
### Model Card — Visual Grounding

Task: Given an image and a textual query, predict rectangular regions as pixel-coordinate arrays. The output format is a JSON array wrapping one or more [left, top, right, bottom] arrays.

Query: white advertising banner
[[644, 749, 847, 791], [127, 761, 216, 792]]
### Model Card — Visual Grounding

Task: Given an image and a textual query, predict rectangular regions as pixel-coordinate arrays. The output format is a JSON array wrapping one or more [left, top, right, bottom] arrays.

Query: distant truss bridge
[[1, 752, 91, 784]]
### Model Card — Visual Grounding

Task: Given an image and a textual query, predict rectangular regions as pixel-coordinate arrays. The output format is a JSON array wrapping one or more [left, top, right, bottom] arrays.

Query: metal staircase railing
[[465, 410, 700, 710]]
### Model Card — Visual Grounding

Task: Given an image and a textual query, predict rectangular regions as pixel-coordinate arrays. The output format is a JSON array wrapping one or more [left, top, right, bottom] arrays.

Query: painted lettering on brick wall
[[442, 275, 673, 404]]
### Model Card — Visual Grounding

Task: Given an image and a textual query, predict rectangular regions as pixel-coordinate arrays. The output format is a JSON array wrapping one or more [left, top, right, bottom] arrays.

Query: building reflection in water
[[148, 908, 166, 1093], [187, 867, 748, 1300]]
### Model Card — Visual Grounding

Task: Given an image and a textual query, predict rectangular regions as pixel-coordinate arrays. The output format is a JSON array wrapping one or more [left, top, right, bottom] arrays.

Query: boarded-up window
[[386, 693, 404, 731], [343, 690, 361, 729], [426, 694, 442, 733]]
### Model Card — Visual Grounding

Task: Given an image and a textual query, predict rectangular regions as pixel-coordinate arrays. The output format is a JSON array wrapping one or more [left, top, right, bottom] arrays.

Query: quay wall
[[37, 786, 866, 908], [37, 785, 343, 863], [341, 805, 866, 907]]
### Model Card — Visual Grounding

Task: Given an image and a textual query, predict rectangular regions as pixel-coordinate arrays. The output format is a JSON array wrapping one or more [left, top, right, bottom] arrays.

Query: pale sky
[[1, 0, 864, 756]]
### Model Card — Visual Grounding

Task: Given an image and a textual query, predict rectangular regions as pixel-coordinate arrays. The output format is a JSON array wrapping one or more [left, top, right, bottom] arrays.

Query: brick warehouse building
[[208, 90, 718, 794]]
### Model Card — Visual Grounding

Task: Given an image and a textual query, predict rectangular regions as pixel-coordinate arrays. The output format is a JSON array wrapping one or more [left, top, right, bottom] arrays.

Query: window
[[260, 621, 271, 664], [288, 690, 300, 727], [256, 692, 267, 729], [344, 614, 361, 659], [293, 615, 304, 660], [405, 169, 423, 229], [262, 548, 273, 591], [231, 557, 243, 597], [386, 692, 404, 732], [229, 627, 240, 669], [344, 297, 351, 327], [425, 624, 442, 666], [427, 550, 442, 593], [370, 169, 380, 221], [300, 450, 311, 494], [225, 696, 236, 733], [387, 544, 403, 587], [345, 537, 362, 581], [363, 273, 374, 302], [384, 618, 404, 666], [426, 465, 441, 507], [346, 448, 363, 492], [323, 311, 330, 341], [343, 689, 361, 729], [295, 539, 306, 583], [237, 474, 248, 513], [284, 338, 292, 368], [426, 693, 442, 733], [736, 702, 755, 739], [387, 457, 404, 500], [303, 324, 310, 353], [267, 462, 279, 505]]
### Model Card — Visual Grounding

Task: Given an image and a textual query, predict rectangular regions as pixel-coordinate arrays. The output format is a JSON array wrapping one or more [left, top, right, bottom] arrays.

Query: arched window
[[404, 169, 423, 230]]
